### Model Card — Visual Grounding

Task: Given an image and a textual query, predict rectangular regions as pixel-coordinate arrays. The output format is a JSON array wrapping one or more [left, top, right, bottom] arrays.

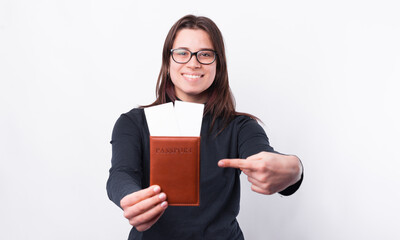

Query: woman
[[107, 15, 303, 239]]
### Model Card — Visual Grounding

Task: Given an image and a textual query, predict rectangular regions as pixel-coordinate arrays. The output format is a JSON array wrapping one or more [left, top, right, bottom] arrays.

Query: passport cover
[[150, 136, 200, 206]]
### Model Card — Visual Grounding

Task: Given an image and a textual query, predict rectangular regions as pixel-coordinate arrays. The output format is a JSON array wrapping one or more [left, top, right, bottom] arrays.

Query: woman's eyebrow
[[174, 47, 215, 51], [199, 48, 215, 51]]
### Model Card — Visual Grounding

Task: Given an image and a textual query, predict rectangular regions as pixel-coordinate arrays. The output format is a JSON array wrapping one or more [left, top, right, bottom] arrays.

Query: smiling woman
[[169, 29, 216, 103], [149, 14, 235, 130], [106, 14, 303, 240]]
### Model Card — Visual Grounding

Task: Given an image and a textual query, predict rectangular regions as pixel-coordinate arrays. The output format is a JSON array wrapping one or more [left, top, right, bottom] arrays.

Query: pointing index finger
[[218, 158, 250, 169]]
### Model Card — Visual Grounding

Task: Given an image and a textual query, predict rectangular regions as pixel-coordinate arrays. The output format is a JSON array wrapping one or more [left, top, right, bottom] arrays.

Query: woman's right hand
[[120, 185, 168, 232]]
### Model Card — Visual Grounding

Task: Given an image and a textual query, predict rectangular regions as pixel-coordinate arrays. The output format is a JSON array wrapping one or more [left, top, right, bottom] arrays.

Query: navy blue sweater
[[107, 108, 303, 239]]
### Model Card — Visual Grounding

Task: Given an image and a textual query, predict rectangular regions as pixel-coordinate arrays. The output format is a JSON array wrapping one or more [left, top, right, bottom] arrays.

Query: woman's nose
[[186, 54, 201, 68]]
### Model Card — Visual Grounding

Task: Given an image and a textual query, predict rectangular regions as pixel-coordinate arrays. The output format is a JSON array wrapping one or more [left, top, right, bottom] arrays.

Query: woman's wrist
[[287, 155, 303, 185]]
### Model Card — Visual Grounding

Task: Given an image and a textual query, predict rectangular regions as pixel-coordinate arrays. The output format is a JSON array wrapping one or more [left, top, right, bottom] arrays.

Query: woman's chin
[[176, 91, 208, 103]]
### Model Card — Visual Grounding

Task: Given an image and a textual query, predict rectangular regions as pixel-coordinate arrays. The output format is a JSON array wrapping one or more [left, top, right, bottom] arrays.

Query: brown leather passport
[[150, 136, 200, 206]]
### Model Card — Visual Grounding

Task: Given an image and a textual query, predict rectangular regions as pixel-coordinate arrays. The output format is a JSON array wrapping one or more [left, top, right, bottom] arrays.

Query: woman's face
[[169, 29, 217, 103]]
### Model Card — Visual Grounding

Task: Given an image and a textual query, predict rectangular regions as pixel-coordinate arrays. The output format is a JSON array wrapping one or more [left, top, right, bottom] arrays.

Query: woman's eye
[[176, 51, 188, 56], [199, 51, 213, 57]]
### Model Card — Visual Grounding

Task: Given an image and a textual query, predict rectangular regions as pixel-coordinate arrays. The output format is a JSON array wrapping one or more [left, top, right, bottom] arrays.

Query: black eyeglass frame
[[170, 48, 217, 65]]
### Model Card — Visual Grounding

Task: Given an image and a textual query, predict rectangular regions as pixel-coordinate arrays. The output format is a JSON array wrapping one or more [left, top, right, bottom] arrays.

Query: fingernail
[[218, 161, 224, 167], [153, 186, 160, 193], [161, 201, 167, 208], [159, 193, 166, 200]]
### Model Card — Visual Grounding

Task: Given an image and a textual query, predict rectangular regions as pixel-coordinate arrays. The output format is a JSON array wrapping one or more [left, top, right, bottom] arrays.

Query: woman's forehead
[[172, 29, 214, 50]]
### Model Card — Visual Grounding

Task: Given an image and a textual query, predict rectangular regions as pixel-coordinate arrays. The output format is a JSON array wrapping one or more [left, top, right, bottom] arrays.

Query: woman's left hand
[[218, 152, 302, 195]]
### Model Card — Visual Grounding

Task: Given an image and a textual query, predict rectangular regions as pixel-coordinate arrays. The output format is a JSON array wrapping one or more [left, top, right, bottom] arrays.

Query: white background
[[1, 0, 399, 239]]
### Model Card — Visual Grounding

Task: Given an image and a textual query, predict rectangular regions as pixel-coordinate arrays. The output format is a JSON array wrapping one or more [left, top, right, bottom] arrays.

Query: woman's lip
[[182, 73, 204, 80]]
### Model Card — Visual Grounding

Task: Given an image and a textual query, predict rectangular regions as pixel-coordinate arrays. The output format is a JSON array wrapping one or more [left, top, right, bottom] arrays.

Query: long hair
[[145, 15, 258, 132]]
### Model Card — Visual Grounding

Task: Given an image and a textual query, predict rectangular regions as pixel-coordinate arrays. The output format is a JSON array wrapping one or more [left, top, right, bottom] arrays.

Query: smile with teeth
[[182, 73, 203, 79]]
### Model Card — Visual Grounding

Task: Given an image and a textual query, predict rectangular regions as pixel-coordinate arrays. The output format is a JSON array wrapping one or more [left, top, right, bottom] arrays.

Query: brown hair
[[145, 15, 258, 132]]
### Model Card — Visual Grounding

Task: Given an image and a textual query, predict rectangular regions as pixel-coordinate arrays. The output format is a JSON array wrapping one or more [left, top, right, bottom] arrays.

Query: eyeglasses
[[170, 48, 217, 65]]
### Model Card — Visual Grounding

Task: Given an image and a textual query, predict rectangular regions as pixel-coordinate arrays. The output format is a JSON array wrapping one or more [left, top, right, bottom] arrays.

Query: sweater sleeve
[[106, 113, 143, 209], [237, 117, 303, 196], [237, 116, 275, 159]]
